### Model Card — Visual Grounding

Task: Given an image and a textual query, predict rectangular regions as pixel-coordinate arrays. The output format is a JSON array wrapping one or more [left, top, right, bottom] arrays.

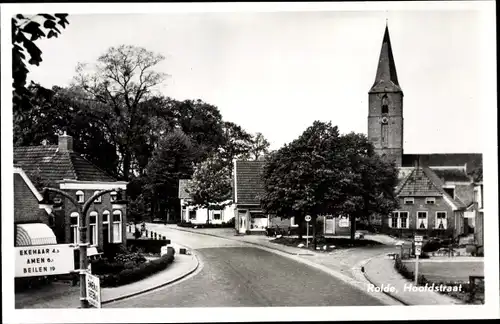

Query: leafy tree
[[260, 121, 399, 245], [469, 160, 483, 183], [173, 99, 226, 164], [73, 45, 168, 180], [219, 121, 254, 167], [143, 130, 196, 220], [12, 13, 69, 108], [336, 132, 399, 240], [249, 132, 270, 160], [186, 154, 233, 225]]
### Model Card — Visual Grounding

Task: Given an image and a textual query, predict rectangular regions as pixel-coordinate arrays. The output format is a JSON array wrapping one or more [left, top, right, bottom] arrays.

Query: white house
[[178, 179, 235, 225]]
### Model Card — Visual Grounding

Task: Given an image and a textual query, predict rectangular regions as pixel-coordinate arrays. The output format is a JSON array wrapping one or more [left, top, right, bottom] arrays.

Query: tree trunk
[[206, 207, 210, 225], [123, 151, 132, 181], [350, 214, 356, 242]]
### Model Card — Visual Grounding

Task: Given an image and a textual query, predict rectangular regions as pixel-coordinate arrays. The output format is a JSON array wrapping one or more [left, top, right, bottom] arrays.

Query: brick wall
[[384, 196, 459, 238], [14, 174, 50, 225], [368, 92, 404, 166], [59, 189, 127, 249]]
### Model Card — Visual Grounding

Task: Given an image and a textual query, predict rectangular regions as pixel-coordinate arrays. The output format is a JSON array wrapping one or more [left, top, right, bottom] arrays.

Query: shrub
[[100, 247, 175, 287], [422, 239, 442, 252], [127, 239, 171, 254]]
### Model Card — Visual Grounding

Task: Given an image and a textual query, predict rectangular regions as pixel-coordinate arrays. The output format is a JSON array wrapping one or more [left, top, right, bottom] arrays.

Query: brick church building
[[368, 25, 483, 242]]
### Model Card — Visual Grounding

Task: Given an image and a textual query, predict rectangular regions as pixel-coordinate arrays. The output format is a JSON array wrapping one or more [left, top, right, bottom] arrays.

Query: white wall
[[180, 199, 235, 224]]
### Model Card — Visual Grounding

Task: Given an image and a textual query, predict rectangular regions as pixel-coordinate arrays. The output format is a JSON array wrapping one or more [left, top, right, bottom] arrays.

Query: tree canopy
[[260, 121, 399, 241]]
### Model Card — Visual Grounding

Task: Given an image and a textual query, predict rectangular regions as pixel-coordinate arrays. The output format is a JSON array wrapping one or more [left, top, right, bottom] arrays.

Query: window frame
[[389, 211, 410, 229], [435, 211, 448, 230], [213, 211, 222, 221], [403, 197, 414, 205], [425, 197, 436, 205], [89, 211, 98, 246], [417, 211, 428, 229], [102, 210, 110, 243], [76, 190, 84, 204], [70, 212, 79, 244], [112, 210, 122, 243]]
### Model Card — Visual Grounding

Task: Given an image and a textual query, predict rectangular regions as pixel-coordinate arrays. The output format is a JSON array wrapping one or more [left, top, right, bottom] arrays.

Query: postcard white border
[[2, 1, 498, 323]]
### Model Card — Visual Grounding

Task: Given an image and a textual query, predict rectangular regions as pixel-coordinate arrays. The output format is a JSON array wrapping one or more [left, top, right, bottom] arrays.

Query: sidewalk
[[15, 243, 199, 309], [363, 255, 464, 305]]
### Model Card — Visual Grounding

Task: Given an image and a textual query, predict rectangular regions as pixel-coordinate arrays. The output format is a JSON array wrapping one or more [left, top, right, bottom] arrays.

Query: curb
[[171, 226, 303, 256], [101, 243, 200, 305], [360, 254, 409, 306]]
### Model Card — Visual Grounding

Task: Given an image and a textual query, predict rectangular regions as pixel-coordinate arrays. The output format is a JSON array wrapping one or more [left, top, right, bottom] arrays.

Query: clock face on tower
[[380, 117, 389, 124]]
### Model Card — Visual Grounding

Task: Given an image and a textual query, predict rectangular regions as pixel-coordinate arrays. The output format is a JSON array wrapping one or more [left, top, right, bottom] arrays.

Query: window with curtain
[[102, 210, 110, 243], [70, 212, 79, 243], [89, 211, 98, 246], [417, 212, 428, 229], [436, 212, 447, 229], [112, 210, 122, 243]]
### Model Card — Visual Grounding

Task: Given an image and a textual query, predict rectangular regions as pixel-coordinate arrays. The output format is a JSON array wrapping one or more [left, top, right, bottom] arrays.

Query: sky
[[18, 5, 496, 154]]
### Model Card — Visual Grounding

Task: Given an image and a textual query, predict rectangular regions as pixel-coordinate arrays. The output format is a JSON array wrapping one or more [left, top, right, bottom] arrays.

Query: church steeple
[[369, 25, 402, 94]]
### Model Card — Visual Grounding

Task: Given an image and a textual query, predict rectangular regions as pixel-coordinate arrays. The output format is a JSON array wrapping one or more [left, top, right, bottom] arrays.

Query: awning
[[16, 223, 57, 246]]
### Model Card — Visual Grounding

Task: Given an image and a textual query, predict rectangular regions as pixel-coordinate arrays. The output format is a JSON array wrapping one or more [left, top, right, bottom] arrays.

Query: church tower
[[368, 24, 404, 167]]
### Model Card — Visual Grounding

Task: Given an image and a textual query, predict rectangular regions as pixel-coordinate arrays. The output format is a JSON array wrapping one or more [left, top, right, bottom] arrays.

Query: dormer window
[[94, 191, 102, 203], [110, 191, 117, 202], [404, 197, 414, 205], [425, 197, 436, 205], [76, 190, 84, 203]]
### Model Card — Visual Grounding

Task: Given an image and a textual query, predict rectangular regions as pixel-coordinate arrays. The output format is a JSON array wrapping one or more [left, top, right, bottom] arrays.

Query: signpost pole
[[305, 215, 311, 248], [414, 236, 422, 284], [306, 223, 309, 248], [414, 254, 419, 284]]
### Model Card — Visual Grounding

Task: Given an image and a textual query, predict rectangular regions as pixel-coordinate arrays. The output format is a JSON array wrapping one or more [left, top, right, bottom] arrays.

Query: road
[[107, 228, 386, 307]]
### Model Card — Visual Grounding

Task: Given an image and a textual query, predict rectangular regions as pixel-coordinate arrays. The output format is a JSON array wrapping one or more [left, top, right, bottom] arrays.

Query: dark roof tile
[[14, 145, 117, 183], [235, 160, 266, 205]]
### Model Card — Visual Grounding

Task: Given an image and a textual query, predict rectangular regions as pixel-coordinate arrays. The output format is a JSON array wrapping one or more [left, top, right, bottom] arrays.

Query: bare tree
[[73, 45, 168, 180]]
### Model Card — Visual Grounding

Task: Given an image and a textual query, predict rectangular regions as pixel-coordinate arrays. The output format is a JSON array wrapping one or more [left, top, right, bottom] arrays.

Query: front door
[[325, 216, 335, 235], [239, 211, 247, 234]]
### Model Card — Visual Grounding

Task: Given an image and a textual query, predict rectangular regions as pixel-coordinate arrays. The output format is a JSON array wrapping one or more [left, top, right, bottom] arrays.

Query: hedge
[[177, 219, 235, 229], [127, 239, 171, 254], [99, 247, 175, 287]]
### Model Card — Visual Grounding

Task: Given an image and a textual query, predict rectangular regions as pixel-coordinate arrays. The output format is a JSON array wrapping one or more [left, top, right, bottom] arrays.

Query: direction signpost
[[305, 215, 312, 248], [86, 272, 101, 308], [414, 236, 423, 284]]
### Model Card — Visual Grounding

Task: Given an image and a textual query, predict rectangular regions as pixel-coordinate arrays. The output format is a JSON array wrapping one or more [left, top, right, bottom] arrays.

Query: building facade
[[14, 133, 128, 251], [178, 179, 235, 225]]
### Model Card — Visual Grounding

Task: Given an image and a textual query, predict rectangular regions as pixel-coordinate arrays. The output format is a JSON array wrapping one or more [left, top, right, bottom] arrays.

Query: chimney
[[58, 132, 73, 152]]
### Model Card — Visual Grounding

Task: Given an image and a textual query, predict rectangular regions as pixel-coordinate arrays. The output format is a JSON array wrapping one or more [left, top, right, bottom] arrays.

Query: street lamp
[[39, 187, 127, 308]]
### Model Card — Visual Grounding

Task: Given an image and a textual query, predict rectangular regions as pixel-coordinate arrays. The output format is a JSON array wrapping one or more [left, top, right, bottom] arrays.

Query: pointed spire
[[369, 25, 402, 94]]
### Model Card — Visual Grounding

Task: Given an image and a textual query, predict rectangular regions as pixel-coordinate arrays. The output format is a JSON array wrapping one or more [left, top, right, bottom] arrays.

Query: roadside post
[[305, 215, 312, 248], [414, 235, 423, 284]]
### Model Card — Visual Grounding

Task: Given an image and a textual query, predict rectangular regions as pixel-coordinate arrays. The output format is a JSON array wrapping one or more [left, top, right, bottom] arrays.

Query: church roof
[[369, 25, 402, 94], [402, 153, 482, 173]]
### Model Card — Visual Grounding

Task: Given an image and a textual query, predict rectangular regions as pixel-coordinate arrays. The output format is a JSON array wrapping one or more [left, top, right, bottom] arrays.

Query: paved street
[[108, 246, 384, 307], [107, 227, 386, 307]]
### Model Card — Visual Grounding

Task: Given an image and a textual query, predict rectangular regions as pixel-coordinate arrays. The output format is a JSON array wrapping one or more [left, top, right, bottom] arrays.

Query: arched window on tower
[[381, 95, 389, 114]]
